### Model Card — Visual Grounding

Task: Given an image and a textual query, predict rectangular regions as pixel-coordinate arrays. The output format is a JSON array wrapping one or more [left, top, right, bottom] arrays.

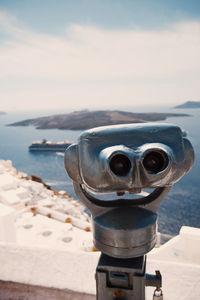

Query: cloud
[[0, 11, 200, 111]]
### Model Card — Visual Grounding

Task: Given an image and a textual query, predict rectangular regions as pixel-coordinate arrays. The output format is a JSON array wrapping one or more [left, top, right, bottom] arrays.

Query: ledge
[[0, 280, 95, 300]]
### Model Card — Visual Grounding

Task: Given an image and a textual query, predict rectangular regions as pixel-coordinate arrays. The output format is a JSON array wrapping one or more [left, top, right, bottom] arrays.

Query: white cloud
[[0, 11, 200, 111]]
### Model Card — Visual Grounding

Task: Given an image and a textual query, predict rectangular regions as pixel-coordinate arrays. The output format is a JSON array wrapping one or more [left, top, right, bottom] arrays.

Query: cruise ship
[[29, 139, 72, 152]]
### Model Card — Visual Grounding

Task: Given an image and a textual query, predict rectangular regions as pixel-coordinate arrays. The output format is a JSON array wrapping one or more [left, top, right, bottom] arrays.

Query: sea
[[0, 105, 199, 235]]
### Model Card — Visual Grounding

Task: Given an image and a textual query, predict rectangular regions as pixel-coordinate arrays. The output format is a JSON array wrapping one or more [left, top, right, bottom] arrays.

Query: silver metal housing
[[64, 123, 194, 258]]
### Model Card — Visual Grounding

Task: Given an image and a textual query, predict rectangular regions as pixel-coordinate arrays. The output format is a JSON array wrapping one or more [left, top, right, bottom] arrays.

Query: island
[[0, 111, 6, 115], [174, 101, 200, 109], [8, 110, 190, 130]]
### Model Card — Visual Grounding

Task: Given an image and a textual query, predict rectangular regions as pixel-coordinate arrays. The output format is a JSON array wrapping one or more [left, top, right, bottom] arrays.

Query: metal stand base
[[96, 254, 146, 300], [96, 254, 162, 300]]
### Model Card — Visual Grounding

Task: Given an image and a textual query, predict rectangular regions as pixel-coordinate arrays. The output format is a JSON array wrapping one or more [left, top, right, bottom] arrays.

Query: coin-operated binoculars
[[64, 123, 194, 300]]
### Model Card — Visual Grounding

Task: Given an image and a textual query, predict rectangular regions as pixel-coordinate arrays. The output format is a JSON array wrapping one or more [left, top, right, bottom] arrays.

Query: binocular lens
[[109, 154, 131, 176], [143, 151, 168, 174]]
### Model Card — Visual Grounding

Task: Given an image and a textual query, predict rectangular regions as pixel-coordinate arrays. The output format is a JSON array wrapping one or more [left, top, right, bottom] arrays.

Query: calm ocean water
[[0, 106, 199, 235]]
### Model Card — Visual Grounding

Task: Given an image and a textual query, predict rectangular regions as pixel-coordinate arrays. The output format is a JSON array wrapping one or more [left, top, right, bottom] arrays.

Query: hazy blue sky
[[1, 0, 200, 32], [0, 0, 200, 111]]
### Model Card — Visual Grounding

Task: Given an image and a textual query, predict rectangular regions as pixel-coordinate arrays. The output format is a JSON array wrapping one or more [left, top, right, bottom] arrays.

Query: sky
[[0, 0, 200, 112]]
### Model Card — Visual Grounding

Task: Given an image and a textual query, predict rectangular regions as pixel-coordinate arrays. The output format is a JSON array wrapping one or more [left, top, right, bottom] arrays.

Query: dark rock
[[8, 110, 190, 130], [174, 101, 200, 109]]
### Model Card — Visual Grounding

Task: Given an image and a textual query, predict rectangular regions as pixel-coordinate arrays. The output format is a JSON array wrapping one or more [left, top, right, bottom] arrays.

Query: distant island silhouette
[[174, 101, 200, 109], [8, 110, 190, 130]]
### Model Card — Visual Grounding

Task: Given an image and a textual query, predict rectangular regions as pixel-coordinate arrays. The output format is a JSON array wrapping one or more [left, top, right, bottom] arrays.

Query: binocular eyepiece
[[109, 153, 131, 176], [141, 150, 169, 174], [109, 149, 168, 176]]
